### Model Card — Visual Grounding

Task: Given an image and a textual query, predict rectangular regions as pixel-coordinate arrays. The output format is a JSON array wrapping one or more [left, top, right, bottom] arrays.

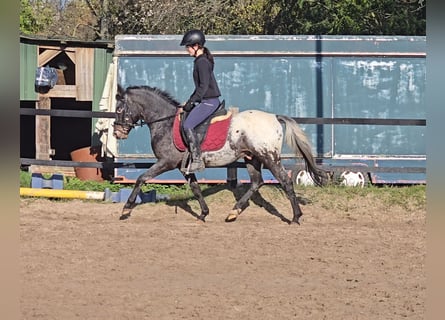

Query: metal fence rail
[[20, 108, 426, 181], [20, 158, 426, 174], [20, 108, 426, 126]]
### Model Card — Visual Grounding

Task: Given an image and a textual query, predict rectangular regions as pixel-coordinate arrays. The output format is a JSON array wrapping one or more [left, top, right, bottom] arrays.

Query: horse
[[113, 85, 327, 224]]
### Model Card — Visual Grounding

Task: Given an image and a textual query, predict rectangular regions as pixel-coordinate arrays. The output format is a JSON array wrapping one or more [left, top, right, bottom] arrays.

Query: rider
[[180, 29, 221, 173]]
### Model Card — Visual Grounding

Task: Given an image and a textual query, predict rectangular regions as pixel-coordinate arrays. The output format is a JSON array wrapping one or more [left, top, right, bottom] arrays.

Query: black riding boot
[[184, 128, 205, 173]]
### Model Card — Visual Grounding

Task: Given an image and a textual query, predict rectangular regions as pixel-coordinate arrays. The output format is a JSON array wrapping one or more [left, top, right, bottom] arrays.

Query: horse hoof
[[226, 209, 239, 222], [225, 215, 237, 222], [196, 218, 206, 224], [120, 208, 132, 220]]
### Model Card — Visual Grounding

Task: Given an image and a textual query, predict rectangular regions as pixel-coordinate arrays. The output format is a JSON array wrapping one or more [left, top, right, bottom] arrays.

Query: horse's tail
[[277, 115, 327, 186]]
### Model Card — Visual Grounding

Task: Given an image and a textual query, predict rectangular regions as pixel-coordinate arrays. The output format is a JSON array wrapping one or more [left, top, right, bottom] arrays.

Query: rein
[[114, 110, 177, 129], [130, 113, 177, 128], [144, 113, 176, 125], [114, 88, 179, 130]]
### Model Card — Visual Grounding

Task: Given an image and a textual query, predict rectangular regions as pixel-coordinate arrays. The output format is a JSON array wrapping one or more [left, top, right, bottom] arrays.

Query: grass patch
[[20, 170, 204, 200], [302, 184, 426, 212], [20, 170, 426, 211]]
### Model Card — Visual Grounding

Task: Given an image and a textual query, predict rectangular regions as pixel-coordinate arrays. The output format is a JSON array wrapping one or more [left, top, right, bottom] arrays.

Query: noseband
[[113, 119, 137, 131], [113, 98, 137, 131], [113, 98, 176, 131]]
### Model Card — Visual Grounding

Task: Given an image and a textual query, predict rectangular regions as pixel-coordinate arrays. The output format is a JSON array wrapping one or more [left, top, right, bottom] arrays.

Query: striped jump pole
[[20, 188, 105, 200]]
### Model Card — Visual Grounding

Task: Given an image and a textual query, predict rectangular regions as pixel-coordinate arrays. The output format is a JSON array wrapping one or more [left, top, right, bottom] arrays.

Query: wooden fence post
[[35, 95, 52, 160]]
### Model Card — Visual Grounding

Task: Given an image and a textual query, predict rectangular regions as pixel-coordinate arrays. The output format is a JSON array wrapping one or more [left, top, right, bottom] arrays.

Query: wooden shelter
[[20, 36, 114, 174]]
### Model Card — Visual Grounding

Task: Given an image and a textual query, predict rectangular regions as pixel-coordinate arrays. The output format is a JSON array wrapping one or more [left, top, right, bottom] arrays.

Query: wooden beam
[[65, 51, 76, 64], [35, 96, 52, 160], [75, 47, 94, 101], [44, 85, 77, 98], [37, 86, 79, 99], [38, 49, 62, 66], [38, 45, 76, 52], [38, 45, 76, 67]]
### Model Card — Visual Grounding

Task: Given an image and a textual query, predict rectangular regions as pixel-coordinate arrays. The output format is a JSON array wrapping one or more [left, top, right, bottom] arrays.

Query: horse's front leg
[[119, 176, 144, 220], [120, 161, 172, 220], [184, 173, 209, 222]]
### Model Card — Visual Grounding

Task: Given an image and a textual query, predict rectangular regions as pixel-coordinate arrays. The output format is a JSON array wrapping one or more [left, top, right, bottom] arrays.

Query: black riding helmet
[[180, 29, 205, 47]]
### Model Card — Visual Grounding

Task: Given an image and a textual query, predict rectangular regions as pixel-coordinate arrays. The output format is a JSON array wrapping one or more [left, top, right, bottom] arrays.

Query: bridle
[[113, 98, 177, 131]]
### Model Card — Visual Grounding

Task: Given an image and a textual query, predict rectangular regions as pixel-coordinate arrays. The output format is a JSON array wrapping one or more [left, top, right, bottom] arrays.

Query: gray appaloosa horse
[[113, 85, 326, 224]]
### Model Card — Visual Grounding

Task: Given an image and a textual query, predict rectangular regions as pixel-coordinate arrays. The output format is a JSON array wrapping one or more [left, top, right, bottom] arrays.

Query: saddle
[[173, 100, 232, 152]]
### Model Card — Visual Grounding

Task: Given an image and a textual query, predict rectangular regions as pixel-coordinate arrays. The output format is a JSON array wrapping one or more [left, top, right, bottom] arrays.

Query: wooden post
[[35, 95, 51, 160]]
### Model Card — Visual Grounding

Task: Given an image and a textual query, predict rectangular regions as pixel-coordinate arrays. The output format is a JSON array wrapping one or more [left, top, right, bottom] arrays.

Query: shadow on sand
[[163, 184, 312, 224]]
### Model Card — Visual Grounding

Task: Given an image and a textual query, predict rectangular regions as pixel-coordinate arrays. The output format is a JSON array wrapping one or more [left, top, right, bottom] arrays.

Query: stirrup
[[184, 157, 204, 174], [180, 150, 190, 173], [181, 153, 204, 174], [189, 159, 205, 173]]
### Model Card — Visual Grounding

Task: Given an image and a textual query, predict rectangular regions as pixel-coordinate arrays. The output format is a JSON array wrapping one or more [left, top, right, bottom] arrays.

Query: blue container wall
[[117, 56, 333, 157], [113, 35, 425, 182], [332, 57, 425, 156], [116, 56, 425, 158]]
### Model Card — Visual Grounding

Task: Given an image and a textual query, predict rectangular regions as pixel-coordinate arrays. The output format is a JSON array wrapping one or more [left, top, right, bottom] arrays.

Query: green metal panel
[[20, 42, 38, 101], [93, 47, 114, 111], [91, 47, 114, 145]]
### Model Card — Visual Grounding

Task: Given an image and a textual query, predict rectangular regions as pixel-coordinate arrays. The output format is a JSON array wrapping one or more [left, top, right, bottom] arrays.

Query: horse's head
[[113, 84, 180, 139], [113, 85, 138, 139]]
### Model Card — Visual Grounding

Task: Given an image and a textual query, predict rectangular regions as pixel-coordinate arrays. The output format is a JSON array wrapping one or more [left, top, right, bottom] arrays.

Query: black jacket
[[189, 54, 221, 103]]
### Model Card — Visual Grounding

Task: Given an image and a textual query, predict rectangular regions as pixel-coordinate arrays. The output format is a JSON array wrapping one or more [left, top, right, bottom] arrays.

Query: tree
[[20, 0, 110, 40], [20, 0, 426, 40], [47, 0, 97, 39], [264, 0, 426, 35], [20, 0, 56, 36], [107, 0, 234, 36], [226, 0, 280, 34]]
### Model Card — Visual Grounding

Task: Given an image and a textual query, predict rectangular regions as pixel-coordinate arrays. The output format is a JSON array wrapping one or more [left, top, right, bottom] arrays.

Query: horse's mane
[[126, 85, 181, 107]]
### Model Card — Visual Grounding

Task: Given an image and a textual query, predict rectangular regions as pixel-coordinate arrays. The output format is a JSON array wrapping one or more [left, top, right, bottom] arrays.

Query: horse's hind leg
[[226, 157, 264, 222], [264, 160, 303, 224], [184, 173, 209, 222]]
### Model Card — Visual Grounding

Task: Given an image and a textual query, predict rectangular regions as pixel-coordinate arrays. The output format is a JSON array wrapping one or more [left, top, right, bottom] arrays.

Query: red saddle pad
[[173, 111, 232, 152]]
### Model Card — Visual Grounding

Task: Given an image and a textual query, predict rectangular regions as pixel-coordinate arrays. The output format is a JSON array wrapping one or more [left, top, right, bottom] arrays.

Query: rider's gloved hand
[[183, 100, 195, 112]]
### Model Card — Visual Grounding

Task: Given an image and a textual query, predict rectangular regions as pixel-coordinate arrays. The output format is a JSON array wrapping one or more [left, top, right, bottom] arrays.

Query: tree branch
[[84, 0, 99, 18]]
